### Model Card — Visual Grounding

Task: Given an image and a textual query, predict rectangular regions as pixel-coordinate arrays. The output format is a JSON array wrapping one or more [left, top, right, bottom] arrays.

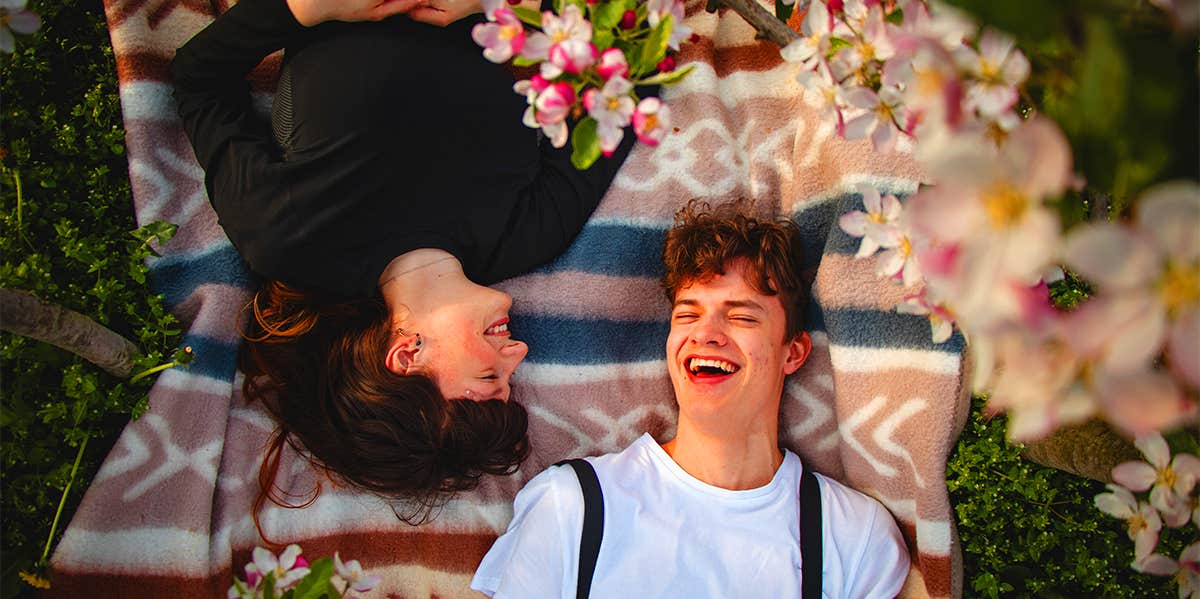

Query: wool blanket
[[49, 1, 970, 597]]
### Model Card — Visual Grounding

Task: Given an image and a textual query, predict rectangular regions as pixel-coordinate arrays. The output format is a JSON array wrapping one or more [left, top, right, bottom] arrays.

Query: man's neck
[[661, 421, 783, 490]]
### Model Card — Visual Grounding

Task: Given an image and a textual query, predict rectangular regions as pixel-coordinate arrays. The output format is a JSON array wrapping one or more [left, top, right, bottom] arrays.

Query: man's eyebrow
[[672, 298, 767, 311]]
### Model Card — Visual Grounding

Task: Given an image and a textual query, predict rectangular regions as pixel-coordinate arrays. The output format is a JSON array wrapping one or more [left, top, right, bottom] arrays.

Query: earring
[[464, 389, 473, 399], [398, 328, 422, 350]]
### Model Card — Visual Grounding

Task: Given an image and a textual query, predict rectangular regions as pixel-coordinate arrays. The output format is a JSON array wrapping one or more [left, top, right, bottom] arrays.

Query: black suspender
[[799, 467, 824, 599], [557, 459, 605, 599], [557, 458, 823, 599]]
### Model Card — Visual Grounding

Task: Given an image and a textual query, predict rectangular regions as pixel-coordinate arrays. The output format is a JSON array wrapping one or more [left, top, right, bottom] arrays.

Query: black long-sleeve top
[[171, 0, 636, 298]]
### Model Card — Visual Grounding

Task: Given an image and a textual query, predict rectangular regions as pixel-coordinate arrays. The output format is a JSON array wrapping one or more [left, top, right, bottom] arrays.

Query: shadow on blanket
[[48, 0, 969, 597]]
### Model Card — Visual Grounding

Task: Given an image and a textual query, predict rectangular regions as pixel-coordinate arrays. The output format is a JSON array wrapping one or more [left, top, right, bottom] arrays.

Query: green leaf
[[593, 30, 615, 52], [593, 0, 629, 32], [632, 15, 672, 77], [511, 55, 540, 67], [512, 5, 543, 27], [637, 63, 695, 86], [570, 117, 602, 170], [262, 572, 279, 599], [291, 557, 335, 599], [774, 0, 793, 23], [1074, 17, 1127, 138]]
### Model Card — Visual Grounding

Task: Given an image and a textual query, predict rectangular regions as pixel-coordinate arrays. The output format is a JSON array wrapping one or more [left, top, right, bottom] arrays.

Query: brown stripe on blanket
[[812, 253, 914, 311], [45, 570, 233, 599]]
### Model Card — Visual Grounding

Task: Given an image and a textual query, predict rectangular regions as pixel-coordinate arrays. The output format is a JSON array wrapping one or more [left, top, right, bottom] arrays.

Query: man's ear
[[385, 332, 422, 375], [782, 331, 812, 376]]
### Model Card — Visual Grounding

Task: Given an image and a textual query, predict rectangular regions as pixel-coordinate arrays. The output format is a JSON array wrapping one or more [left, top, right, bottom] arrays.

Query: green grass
[[0, 1, 1189, 597]]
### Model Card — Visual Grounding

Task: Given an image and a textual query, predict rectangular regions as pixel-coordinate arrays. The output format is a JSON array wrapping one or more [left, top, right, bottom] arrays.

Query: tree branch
[[0, 288, 139, 378], [707, 0, 800, 48]]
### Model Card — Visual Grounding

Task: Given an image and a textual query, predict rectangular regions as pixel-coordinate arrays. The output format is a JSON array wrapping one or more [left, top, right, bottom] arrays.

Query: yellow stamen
[[606, 96, 621, 111], [1159, 261, 1200, 317], [981, 182, 1027, 229], [642, 114, 659, 130], [1157, 464, 1177, 492], [19, 572, 51, 590], [900, 236, 912, 257], [500, 26, 518, 41]]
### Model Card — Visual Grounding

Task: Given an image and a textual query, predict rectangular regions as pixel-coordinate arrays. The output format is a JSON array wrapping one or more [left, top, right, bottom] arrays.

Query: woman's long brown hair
[[240, 281, 530, 541]]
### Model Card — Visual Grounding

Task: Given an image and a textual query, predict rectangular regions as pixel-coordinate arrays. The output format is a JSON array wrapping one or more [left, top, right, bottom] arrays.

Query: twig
[[0, 288, 139, 377], [707, 0, 800, 48]]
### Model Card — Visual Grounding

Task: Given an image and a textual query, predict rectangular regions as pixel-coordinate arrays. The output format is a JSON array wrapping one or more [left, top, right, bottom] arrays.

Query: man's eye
[[673, 313, 698, 321], [731, 315, 757, 323]]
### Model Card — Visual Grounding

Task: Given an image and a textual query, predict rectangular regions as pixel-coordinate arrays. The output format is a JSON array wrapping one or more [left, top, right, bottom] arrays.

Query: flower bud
[[596, 47, 630, 81], [620, 9, 637, 29], [689, 32, 700, 43], [656, 56, 675, 73]]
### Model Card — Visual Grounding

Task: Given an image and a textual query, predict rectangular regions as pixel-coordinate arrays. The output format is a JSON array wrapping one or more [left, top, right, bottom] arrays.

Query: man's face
[[666, 259, 811, 435]]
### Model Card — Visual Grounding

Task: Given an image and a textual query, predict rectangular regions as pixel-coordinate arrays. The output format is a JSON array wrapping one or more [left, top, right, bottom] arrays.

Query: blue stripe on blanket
[[176, 333, 241, 381], [540, 223, 666, 277], [514, 315, 669, 365], [822, 307, 965, 353], [149, 244, 254, 308], [514, 305, 957, 365]]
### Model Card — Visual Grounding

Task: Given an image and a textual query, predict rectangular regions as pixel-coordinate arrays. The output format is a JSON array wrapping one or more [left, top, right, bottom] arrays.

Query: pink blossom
[[779, 0, 832, 69], [543, 38, 598, 77], [896, 289, 955, 343], [1133, 542, 1200, 598], [334, 552, 383, 593], [596, 48, 629, 81], [794, 64, 846, 133], [1112, 433, 1200, 528], [583, 77, 635, 156], [632, 97, 671, 146], [523, 4, 592, 62], [0, 0, 39, 54], [472, 7, 526, 64], [646, 0, 693, 50], [529, 82, 576, 148], [1063, 181, 1200, 386], [842, 84, 904, 152], [955, 29, 1029, 119], [248, 545, 309, 593], [1095, 483, 1164, 561], [908, 117, 1073, 332], [980, 327, 1096, 441], [838, 184, 904, 259]]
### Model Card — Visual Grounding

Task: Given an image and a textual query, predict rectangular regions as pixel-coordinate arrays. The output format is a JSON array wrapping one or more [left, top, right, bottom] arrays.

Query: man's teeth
[[485, 323, 508, 334], [688, 358, 739, 374]]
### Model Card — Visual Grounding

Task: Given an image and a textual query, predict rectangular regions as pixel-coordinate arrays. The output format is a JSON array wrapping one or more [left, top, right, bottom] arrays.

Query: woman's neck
[[378, 249, 465, 323]]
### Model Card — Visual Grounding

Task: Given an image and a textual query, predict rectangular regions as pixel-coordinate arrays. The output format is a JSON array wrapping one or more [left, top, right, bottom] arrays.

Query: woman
[[170, 0, 639, 521]]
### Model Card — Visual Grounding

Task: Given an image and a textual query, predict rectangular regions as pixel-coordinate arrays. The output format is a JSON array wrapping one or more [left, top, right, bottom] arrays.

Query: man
[[472, 201, 910, 598]]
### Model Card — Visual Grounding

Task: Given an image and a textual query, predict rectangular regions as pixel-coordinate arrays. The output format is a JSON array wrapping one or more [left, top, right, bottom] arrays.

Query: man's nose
[[690, 316, 728, 346]]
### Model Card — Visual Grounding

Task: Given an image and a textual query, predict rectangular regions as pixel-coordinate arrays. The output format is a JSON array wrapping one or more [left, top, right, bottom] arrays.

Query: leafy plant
[[947, 398, 1182, 598], [0, 0, 185, 595]]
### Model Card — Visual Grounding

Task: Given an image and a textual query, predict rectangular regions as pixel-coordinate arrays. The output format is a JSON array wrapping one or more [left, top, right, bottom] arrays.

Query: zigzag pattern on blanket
[[49, 1, 967, 598]]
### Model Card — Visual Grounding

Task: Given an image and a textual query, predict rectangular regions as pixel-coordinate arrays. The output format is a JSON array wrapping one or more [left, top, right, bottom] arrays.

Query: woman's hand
[[407, 0, 483, 26], [287, 0, 428, 26]]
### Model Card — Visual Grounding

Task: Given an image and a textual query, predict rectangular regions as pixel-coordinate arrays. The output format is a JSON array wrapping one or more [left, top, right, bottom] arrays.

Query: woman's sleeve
[[169, 0, 305, 273]]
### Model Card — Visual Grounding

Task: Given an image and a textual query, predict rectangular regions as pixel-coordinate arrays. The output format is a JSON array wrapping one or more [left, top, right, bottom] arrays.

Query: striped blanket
[[49, 1, 969, 597]]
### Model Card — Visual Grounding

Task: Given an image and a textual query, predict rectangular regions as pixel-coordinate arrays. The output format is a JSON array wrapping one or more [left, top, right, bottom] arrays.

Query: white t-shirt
[[472, 433, 909, 599]]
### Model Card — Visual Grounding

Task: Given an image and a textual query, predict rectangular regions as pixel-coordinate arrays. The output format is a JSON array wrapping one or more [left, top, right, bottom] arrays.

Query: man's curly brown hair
[[661, 199, 809, 340]]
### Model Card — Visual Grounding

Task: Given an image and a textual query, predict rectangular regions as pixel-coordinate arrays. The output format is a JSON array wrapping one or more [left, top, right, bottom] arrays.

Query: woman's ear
[[385, 332, 422, 375], [783, 331, 812, 376]]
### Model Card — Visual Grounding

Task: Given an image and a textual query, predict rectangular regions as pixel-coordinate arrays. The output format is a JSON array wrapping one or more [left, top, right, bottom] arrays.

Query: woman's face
[[404, 282, 529, 401]]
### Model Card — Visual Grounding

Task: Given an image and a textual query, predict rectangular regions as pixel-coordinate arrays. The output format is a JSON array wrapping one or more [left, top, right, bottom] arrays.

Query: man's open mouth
[[686, 357, 741, 377]]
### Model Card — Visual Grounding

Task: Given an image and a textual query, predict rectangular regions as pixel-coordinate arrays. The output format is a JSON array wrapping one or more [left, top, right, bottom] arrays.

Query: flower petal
[[1113, 461, 1158, 492], [1137, 181, 1200, 262], [1168, 308, 1200, 388], [1063, 223, 1158, 290]]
